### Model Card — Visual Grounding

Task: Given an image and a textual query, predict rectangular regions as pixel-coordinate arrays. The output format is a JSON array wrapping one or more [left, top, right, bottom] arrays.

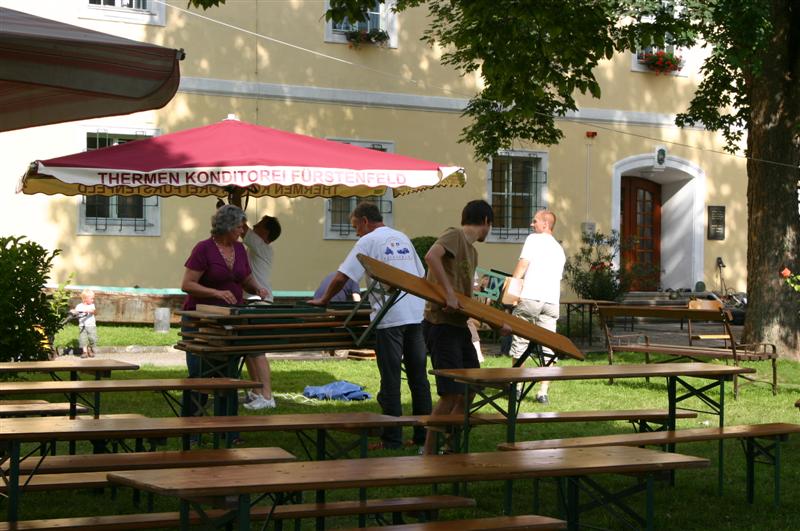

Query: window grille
[[324, 140, 394, 239], [79, 131, 160, 236], [89, 0, 149, 10], [489, 153, 547, 240]]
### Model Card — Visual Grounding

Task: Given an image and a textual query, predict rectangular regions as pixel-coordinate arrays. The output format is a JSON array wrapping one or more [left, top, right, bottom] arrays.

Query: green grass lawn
[[54, 323, 180, 348], [8, 351, 800, 530]]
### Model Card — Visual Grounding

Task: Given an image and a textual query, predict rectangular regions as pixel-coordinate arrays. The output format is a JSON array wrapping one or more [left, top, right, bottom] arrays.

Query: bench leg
[[566, 477, 579, 531]]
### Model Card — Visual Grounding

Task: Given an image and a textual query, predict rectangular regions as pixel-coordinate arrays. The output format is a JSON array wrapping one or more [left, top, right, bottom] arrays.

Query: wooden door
[[621, 176, 661, 290]]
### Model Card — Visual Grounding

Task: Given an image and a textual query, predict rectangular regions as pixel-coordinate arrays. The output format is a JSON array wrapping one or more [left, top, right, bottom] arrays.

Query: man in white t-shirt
[[509, 210, 566, 404], [240, 212, 282, 410], [309, 202, 432, 449], [242, 214, 281, 302]]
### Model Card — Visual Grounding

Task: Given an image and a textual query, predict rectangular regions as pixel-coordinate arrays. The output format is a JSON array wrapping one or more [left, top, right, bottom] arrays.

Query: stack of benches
[[176, 302, 376, 355]]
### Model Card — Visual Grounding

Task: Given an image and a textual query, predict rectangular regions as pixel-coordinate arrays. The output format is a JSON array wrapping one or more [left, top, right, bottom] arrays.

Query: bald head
[[532, 210, 556, 234]]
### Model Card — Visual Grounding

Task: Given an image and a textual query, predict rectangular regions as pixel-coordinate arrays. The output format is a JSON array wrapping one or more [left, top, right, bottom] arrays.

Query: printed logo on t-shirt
[[383, 238, 413, 261]]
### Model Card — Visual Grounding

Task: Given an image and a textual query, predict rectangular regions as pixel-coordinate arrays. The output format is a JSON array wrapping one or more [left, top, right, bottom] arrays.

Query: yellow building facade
[[0, 0, 747, 295]]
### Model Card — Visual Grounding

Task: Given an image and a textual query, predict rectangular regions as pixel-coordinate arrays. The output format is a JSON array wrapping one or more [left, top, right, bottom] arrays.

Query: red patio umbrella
[[19, 118, 465, 198], [0, 7, 182, 132]]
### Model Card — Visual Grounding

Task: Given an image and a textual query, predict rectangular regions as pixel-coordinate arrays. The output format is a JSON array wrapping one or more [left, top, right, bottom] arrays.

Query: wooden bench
[[345, 514, 567, 530], [0, 402, 89, 417], [0, 447, 295, 494], [498, 422, 800, 504], [597, 305, 777, 398], [418, 408, 697, 433], [0, 496, 477, 531]]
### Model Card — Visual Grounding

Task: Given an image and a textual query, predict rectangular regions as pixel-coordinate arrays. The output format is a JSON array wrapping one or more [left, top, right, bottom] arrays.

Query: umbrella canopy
[[20, 119, 466, 198], [0, 7, 182, 132]]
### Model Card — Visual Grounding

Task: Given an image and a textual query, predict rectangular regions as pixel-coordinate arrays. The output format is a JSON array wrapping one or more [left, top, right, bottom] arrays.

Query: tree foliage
[[188, 0, 800, 356], [0, 236, 65, 362]]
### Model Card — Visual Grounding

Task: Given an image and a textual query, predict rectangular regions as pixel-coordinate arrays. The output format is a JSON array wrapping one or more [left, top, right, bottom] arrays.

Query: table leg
[[565, 303, 572, 337], [179, 499, 190, 530], [718, 379, 725, 496], [503, 382, 519, 515], [566, 476, 579, 531], [774, 439, 781, 507], [237, 493, 250, 531], [316, 429, 327, 530], [645, 474, 654, 531], [462, 383, 473, 453], [6, 441, 20, 522]]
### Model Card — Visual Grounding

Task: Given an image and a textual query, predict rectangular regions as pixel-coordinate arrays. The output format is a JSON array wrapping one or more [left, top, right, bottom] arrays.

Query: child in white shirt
[[72, 289, 97, 358]]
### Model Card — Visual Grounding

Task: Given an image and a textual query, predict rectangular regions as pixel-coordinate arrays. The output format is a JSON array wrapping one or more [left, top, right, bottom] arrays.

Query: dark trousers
[[375, 324, 432, 447]]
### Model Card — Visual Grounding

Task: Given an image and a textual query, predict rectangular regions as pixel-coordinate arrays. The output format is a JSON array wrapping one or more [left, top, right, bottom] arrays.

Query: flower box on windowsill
[[639, 51, 683, 75], [344, 28, 389, 49]]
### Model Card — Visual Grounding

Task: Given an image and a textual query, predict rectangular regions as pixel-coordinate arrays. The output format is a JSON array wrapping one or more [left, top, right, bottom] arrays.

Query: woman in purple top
[[180, 205, 269, 427]]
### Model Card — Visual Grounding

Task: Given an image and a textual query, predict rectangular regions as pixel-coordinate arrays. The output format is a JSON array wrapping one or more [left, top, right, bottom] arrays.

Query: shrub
[[0, 236, 65, 361], [411, 236, 436, 271], [564, 231, 631, 302]]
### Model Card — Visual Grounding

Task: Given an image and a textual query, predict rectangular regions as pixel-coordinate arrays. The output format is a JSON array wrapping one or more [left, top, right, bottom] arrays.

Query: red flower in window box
[[641, 50, 683, 74]]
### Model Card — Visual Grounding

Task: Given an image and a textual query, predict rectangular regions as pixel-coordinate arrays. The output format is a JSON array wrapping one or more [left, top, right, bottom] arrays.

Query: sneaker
[[244, 395, 276, 410], [536, 394, 549, 405], [240, 390, 259, 404]]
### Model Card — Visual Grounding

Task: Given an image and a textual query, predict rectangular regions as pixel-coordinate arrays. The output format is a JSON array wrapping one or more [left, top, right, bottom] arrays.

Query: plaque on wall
[[708, 206, 725, 240]]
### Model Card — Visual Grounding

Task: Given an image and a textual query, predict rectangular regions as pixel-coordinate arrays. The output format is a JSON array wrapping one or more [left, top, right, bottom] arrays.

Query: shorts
[[78, 325, 98, 348], [423, 321, 479, 396]]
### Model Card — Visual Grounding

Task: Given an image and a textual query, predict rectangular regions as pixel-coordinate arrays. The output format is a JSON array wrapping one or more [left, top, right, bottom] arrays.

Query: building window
[[82, 0, 165, 26], [78, 131, 161, 237], [487, 150, 548, 242], [324, 139, 394, 240], [324, 0, 398, 48], [89, 0, 149, 9]]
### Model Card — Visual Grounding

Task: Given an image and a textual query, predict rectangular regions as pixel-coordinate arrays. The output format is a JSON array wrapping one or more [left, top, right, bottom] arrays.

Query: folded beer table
[[108, 446, 708, 531], [176, 303, 374, 379]]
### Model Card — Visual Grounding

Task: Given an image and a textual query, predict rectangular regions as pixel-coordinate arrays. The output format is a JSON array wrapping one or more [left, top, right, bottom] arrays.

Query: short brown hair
[[351, 201, 383, 222]]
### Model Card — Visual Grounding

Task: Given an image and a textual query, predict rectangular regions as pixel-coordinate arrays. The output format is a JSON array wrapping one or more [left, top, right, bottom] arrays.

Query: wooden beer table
[[0, 359, 140, 419], [0, 377, 258, 419], [432, 363, 755, 448], [431, 362, 755, 513], [0, 412, 414, 522], [108, 446, 708, 531], [559, 299, 614, 345], [0, 359, 139, 380]]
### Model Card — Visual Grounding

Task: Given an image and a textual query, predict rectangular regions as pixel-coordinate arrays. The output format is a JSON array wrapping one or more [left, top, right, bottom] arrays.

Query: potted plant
[[641, 50, 683, 74], [344, 28, 390, 49]]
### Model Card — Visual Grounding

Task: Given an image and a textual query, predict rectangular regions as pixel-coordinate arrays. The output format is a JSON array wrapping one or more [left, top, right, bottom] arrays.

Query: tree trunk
[[742, 0, 800, 360]]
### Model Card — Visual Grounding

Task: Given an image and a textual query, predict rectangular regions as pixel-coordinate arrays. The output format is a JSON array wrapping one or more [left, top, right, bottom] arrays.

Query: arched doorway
[[611, 155, 706, 291], [621, 176, 661, 290]]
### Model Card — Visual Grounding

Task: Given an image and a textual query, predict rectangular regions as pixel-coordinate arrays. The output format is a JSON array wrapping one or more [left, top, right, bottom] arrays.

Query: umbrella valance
[[20, 119, 466, 198], [0, 7, 182, 132]]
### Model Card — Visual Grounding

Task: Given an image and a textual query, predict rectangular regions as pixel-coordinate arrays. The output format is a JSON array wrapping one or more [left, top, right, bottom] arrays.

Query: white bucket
[[153, 307, 171, 333]]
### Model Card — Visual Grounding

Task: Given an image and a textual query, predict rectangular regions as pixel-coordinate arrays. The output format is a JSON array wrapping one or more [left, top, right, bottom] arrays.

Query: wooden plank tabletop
[[0, 378, 259, 395], [0, 412, 418, 442], [108, 446, 707, 498], [0, 359, 139, 374], [598, 305, 726, 321], [176, 309, 371, 320], [357, 254, 583, 361], [431, 362, 755, 385]]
